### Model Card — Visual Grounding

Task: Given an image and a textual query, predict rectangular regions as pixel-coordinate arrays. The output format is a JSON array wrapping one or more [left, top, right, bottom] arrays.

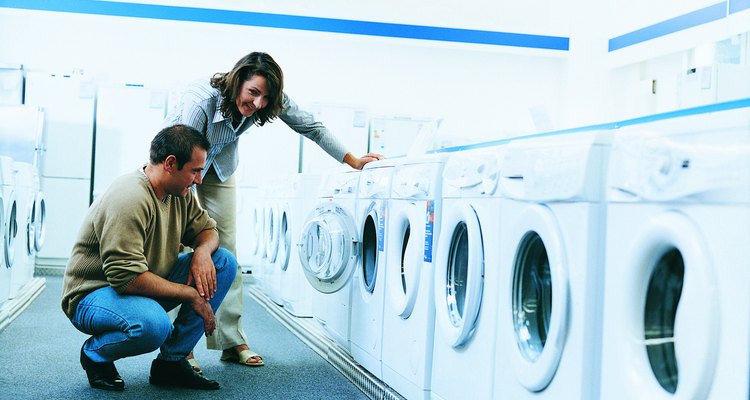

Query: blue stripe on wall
[[729, 0, 750, 13], [0, 0, 569, 50], [608, 2, 727, 51]]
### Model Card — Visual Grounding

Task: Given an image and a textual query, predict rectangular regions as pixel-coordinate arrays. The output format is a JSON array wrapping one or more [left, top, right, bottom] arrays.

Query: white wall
[[0, 6, 567, 145], [559, 0, 611, 128], [94, 0, 571, 35], [3, 2, 747, 141], [608, 33, 750, 121], [603, 0, 750, 121]]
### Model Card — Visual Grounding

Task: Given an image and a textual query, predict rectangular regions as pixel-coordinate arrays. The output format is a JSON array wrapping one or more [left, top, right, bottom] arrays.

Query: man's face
[[169, 147, 206, 197]]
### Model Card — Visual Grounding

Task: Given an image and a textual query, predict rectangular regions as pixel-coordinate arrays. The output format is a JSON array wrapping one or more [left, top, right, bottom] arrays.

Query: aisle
[[0, 275, 369, 399]]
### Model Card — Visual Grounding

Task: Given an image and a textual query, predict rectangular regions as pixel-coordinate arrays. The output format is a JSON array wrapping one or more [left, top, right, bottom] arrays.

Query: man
[[61, 124, 236, 391]]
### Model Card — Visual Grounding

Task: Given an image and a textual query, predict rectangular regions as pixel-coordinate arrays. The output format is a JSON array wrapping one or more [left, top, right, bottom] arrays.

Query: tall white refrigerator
[[93, 83, 167, 201], [24, 71, 96, 270]]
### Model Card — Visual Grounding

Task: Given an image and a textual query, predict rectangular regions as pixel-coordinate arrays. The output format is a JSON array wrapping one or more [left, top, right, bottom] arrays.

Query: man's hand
[[187, 249, 216, 300], [123, 271, 215, 333], [190, 290, 216, 336]]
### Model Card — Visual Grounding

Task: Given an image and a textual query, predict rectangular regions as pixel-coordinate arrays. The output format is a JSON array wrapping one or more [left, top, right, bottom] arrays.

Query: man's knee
[[129, 311, 173, 352], [212, 247, 238, 280]]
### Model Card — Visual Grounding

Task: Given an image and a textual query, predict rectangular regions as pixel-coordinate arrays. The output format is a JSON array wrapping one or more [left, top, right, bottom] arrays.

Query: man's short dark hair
[[150, 124, 210, 169]]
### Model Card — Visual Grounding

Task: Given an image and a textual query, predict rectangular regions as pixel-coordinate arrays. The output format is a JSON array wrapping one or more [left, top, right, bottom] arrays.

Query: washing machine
[[248, 193, 265, 271], [0, 189, 4, 304], [281, 173, 323, 318], [349, 158, 397, 378], [267, 173, 317, 310], [236, 183, 261, 273], [430, 145, 505, 400], [8, 161, 36, 298], [298, 168, 361, 351], [234, 136, 278, 279], [29, 165, 45, 258], [493, 129, 612, 400], [599, 106, 750, 399], [0, 156, 18, 303], [250, 179, 270, 294], [380, 153, 447, 400], [252, 183, 268, 289], [263, 178, 286, 306]]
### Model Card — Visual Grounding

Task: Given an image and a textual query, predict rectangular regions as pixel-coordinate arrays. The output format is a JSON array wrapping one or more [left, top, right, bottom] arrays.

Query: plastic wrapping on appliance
[[359, 171, 390, 198], [608, 138, 750, 203], [442, 152, 500, 197], [499, 143, 593, 201]]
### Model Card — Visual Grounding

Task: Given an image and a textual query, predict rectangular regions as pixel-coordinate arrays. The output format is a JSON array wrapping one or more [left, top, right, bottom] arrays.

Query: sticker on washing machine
[[377, 203, 386, 252], [424, 200, 434, 262]]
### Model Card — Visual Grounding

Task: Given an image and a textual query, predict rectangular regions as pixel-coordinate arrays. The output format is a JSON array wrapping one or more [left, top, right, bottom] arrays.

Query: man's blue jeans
[[71, 248, 237, 363]]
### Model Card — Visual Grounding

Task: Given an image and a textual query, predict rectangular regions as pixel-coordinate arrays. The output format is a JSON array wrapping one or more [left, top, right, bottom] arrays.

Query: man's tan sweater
[[61, 168, 217, 318]]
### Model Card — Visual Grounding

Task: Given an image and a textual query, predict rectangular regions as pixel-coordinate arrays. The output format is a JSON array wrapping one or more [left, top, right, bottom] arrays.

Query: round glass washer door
[[250, 206, 260, 256], [29, 191, 45, 254], [298, 203, 359, 294], [434, 202, 484, 348], [507, 205, 569, 392], [277, 209, 291, 271], [256, 205, 267, 258], [624, 212, 718, 399], [3, 193, 17, 269], [0, 198, 4, 267], [266, 204, 280, 263], [359, 202, 380, 295], [25, 200, 35, 256], [387, 201, 423, 318]]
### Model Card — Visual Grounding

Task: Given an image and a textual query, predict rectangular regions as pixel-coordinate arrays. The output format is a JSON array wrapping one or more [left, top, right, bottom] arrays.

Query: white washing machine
[[252, 182, 268, 290], [350, 158, 397, 378], [298, 168, 361, 352], [381, 153, 447, 400], [599, 106, 750, 399], [0, 188, 4, 303], [8, 161, 36, 298], [263, 178, 286, 306], [234, 137, 278, 279], [0, 156, 18, 303], [29, 166, 45, 259], [248, 193, 265, 271], [267, 173, 317, 310], [281, 173, 323, 318], [236, 184, 260, 273], [494, 129, 612, 400], [430, 145, 505, 400], [251, 178, 271, 294]]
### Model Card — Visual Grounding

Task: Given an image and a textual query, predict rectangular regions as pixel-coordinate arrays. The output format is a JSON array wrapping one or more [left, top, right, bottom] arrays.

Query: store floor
[[0, 275, 368, 399]]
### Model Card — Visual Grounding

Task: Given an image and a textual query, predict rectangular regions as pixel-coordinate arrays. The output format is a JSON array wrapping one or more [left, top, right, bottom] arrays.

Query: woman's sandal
[[220, 349, 265, 367]]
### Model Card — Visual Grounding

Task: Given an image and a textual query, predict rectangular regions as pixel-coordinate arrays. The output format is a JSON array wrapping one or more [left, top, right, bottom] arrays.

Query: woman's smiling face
[[235, 74, 269, 117]]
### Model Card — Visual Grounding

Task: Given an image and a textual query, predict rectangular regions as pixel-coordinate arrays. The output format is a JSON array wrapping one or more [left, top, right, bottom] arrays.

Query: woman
[[164, 52, 383, 370]]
